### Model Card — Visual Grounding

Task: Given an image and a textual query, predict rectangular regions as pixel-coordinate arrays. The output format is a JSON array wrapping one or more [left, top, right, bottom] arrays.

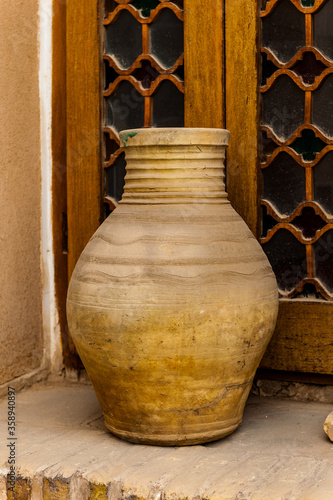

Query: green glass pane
[[291, 129, 326, 161], [301, 0, 315, 7], [132, 0, 160, 17]]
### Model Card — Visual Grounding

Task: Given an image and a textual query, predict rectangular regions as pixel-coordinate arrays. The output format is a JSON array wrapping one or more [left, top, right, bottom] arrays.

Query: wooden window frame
[[55, 0, 224, 368], [225, 0, 333, 375], [55, 0, 333, 374]]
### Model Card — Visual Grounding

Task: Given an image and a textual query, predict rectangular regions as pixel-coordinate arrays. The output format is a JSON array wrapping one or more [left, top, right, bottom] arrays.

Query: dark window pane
[[262, 229, 307, 291], [104, 59, 119, 90], [292, 51, 327, 85], [150, 9, 183, 69], [313, 1, 333, 62], [104, 132, 119, 161], [294, 282, 324, 300], [106, 81, 145, 132], [106, 152, 127, 202], [105, 0, 118, 16], [262, 152, 306, 215], [152, 80, 184, 127], [132, 60, 159, 89], [292, 206, 326, 239], [105, 11, 142, 69], [261, 130, 278, 161], [175, 62, 184, 81], [263, 75, 304, 140], [290, 128, 326, 161], [165, 0, 183, 7], [313, 74, 333, 138], [132, 0, 159, 17], [261, 52, 278, 86], [314, 151, 333, 214], [261, 205, 278, 238], [262, 0, 305, 63], [315, 231, 333, 292]]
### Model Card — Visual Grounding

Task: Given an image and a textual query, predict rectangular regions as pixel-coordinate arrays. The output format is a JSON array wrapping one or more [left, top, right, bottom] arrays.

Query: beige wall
[[0, 0, 43, 384]]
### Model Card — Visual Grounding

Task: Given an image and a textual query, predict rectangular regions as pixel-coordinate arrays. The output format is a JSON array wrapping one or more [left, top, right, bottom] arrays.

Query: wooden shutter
[[66, 0, 333, 375], [225, 0, 333, 375], [65, 0, 225, 368]]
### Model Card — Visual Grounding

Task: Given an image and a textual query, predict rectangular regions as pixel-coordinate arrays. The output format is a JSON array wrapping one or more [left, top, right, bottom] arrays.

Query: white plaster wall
[[0, 0, 44, 385], [0, 0, 63, 391], [39, 0, 63, 374]]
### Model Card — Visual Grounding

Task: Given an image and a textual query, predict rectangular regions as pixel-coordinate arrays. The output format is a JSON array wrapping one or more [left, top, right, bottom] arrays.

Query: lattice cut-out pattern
[[103, 0, 184, 211], [132, 0, 160, 17], [132, 60, 160, 88], [292, 51, 327, 85], [260, 0, 333, 300], [301, 0, 315, 7], [292, 206, 326, 238], [290, 129, 326, 161]]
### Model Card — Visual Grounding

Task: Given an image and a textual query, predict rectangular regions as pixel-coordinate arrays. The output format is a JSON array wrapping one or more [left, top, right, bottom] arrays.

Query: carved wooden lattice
[[260, 0, 333, 300], [103, 0, 184, 212]]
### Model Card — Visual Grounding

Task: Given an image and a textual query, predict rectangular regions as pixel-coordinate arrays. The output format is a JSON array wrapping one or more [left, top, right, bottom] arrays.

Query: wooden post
[[225, 0, 260, 237], [66, 0, 102, 281], [184, 0, 224, 128]]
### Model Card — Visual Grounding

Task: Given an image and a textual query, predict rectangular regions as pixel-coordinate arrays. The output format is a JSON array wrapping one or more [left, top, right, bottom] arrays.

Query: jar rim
[[119, 127, 230, 148]]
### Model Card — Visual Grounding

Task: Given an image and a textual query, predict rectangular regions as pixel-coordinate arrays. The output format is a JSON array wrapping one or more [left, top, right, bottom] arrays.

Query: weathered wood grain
[[184, 0, 224, 128], [225, 0, 260, 237], [261, 300, 333, 374], [53, 0, 82, 369], [66, 0, 102, 281]]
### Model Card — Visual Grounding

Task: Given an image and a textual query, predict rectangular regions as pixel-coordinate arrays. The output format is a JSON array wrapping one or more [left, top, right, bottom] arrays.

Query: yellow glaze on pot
[[67, 128, 278, 445]]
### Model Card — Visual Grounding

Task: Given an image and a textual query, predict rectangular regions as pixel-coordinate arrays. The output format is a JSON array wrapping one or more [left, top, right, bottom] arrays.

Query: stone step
[[0, 382, 332, 499]]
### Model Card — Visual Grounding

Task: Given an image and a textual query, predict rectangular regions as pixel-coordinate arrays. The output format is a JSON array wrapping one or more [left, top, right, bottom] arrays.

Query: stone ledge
[[253, 378, 333, 403], [0, 381, 333, 499]]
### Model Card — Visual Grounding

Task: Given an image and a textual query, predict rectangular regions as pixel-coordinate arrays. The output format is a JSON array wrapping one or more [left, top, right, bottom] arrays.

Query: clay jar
[[67, 128, 278, 446]]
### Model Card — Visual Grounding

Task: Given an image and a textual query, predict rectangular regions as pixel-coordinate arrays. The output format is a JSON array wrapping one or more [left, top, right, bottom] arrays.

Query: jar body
[[67, 128, 278, 445]]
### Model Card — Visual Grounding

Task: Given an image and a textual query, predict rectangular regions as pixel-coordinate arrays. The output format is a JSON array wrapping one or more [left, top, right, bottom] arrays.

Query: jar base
[[103, 416, 242, 446]]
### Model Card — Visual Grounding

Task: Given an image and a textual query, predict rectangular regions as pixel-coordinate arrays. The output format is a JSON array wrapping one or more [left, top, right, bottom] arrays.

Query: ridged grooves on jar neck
[[120, 140, 229, 205]]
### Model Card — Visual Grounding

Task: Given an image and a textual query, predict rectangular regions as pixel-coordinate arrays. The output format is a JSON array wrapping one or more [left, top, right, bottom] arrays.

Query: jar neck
[[121, 144, 228, 205]]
